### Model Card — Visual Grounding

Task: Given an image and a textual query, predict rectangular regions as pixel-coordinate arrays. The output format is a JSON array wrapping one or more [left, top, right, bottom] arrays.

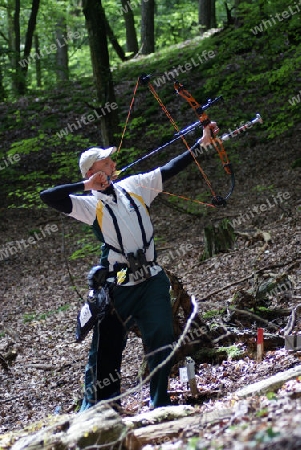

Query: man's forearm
[[40, 182, 86, 213], [160, 123, 217, 182], [160, 148, 198, 182]]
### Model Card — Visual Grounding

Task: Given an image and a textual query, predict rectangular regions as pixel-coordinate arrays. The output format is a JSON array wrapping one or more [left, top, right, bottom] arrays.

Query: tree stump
[[202, 218, 235, 260], [165, 269, 213, 355]]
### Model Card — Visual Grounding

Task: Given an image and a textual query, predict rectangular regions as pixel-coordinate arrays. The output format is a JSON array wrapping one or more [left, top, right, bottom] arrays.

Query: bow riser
[[174, 80, 223, 127]]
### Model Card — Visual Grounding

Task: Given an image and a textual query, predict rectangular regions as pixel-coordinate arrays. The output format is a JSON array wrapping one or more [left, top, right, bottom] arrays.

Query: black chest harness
[[101, 186, 155, 281]]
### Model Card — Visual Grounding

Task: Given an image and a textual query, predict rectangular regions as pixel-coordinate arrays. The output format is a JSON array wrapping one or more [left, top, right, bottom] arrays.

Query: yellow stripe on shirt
[[96, 200, 104, 228], [128, 192, 150, 215]]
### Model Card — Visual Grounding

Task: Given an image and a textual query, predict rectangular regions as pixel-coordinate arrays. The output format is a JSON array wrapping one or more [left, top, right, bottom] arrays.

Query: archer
[[39, 123, 215, 412]]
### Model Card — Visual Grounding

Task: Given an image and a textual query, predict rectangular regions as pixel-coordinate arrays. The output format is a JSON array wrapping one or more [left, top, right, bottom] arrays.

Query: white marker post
[[186, 357, 199, 396]]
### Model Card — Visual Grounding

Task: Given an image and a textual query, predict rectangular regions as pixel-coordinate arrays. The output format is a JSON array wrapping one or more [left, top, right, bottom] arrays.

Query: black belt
[[110, 261, 157, 276]]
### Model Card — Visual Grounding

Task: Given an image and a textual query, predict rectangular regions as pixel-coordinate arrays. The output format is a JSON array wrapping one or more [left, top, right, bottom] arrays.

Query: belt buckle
[[116, 268, 128, 285]]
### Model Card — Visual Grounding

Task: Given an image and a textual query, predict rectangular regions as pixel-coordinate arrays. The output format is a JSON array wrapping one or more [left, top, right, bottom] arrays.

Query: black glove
[[87, 265, 109, 290], [76, 287, 111, 343]]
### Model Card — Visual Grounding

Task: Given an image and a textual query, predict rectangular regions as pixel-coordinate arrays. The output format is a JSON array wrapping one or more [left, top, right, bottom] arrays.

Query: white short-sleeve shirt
[[68, 168, 163, 276]]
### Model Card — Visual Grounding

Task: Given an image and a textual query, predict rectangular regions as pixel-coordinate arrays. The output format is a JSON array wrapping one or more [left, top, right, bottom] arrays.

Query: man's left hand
[[199, 121, 219, 146]]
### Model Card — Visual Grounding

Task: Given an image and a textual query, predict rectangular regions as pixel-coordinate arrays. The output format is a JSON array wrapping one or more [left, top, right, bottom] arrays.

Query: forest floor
[[0, 91, 301, 449]]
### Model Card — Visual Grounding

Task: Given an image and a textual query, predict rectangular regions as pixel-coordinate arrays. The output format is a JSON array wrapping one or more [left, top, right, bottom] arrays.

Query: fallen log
[[9, 404, 126, 450]]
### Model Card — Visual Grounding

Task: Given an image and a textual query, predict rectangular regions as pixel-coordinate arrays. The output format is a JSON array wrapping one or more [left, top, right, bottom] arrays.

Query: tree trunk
[[13, 0, 21, 94], [105, 16, 128, 61], [34, 34, 41, 87], [121, 0, 138, 54], [141, 0, 155, 55], [82, 0, 119, 146], [7, 0, 16, 87], [0, 62, 5, 101], [15, 0, 41, 95], [199, 0, 211, 34], [55, 18, 69, 82], [210, 0, 216, 28]]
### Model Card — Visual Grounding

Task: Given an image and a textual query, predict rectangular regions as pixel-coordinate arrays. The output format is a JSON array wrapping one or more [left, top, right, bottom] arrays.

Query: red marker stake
[[257, 328, 264, 362]]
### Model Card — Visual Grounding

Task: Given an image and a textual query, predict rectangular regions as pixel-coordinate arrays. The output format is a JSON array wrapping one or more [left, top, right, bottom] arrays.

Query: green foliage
[[155, 5, 199, 49], [292, 158, 301, 169], [198, 0, 301, 138], [8, 186, 46, 208], [69, 242, 100, 260], [8, 136, 46, 156], [144, 123, 172, 143], [3, 133, 94, 208], [218, 344, 244, 360], [203, 308, 226, 319], [256, 408, 268, 418], [23, 303, 71, 323], [253, 427, 281, 443], [153, 235, 166, 244], [252, 184, 275, 193], [115, 146, 141, 173], [68, 225, 100, 260], [50, 151, 80, 181], [265, 391, 278, 401]]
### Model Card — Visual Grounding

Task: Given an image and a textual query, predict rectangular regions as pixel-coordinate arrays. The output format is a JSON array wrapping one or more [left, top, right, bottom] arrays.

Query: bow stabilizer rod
[[220, 114, 263, 140]]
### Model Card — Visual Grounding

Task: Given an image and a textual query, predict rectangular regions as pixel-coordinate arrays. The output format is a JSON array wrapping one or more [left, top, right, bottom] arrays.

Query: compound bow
[[116, 74, 263, 208]]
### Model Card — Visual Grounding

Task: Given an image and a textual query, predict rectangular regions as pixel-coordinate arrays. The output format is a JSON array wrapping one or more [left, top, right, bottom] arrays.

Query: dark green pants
[[80, 269, 174, 410]]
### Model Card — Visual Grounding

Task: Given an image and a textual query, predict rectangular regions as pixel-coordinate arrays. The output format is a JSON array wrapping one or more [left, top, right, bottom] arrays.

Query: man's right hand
[[84, 171, 111, 191]]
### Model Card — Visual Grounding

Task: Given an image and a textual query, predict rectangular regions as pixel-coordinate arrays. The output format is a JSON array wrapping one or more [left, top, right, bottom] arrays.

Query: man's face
[[86, 157, 116, 179]]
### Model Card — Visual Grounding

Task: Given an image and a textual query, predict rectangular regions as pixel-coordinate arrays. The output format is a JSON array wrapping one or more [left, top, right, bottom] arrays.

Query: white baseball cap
[[79, 146, 117, 178]]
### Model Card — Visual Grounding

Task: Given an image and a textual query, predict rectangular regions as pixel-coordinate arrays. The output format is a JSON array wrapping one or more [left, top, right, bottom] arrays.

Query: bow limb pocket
[[76, 287, 111, 343]]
